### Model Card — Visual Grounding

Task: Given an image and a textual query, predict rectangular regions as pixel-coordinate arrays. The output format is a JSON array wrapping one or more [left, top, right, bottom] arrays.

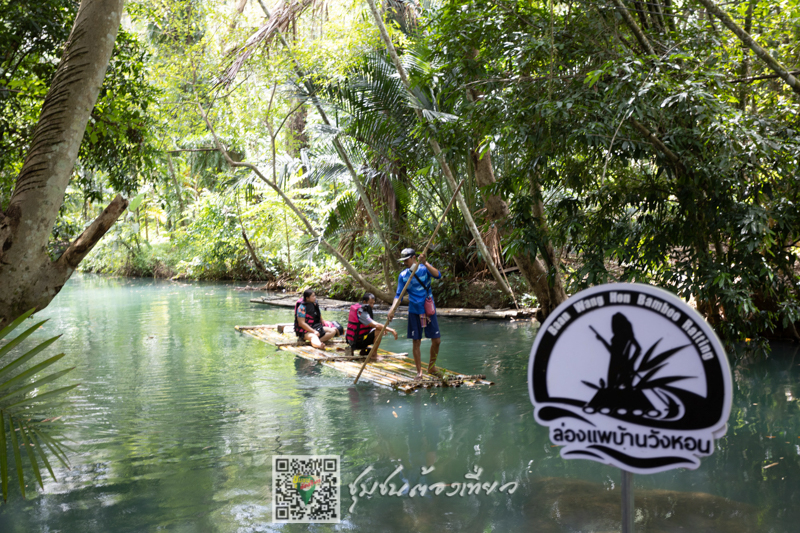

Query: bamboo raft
[[234, 324, 494, 393], [249, 295, 536, 320]]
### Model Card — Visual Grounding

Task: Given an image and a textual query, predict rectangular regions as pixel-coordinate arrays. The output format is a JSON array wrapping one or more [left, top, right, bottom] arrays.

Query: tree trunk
[[738, 0, 757, 111], [463, 52, 566, 318], [0, 0, 127, 326], [166, 153, 185, 227], [610, 0, 657, 55], [241, 228, 273, 280], [630, 0, 651, 31], [529, 175, 568, 316], [470, 143, 567, 318], [663, 0, 677, 33], [287, 102, 308, 157]]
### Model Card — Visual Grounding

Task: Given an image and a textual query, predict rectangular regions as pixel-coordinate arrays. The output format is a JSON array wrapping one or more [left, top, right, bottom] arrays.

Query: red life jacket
[[346, 303, 374, 344], [294, 298, 321, 336]]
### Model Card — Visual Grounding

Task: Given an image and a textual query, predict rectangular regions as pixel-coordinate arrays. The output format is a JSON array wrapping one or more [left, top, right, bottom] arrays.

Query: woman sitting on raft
[[294, 289, 339, 349]]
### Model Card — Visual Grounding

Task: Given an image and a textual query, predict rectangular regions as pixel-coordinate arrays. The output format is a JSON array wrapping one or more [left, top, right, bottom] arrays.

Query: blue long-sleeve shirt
[[395, 265, 441, 315]]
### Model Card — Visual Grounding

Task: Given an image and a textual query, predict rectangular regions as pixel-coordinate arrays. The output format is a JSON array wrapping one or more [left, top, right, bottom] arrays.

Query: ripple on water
[[0, 276, 796, 532]]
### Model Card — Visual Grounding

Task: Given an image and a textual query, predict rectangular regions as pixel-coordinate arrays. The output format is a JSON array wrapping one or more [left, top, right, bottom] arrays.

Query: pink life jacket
[[346, 303, 373, 344]]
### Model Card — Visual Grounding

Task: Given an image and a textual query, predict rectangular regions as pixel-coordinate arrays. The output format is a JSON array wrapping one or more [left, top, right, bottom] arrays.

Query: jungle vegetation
[[1, 0, 799, 342]]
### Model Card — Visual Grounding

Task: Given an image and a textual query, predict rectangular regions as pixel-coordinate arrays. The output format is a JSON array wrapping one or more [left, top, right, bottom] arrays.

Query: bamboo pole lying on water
[[353, 179, 466, 385]]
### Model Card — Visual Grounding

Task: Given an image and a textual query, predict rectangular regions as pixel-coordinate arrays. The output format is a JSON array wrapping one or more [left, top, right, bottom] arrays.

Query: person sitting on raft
[[294, 289, 338, 349], [346, 292, 397, 355]]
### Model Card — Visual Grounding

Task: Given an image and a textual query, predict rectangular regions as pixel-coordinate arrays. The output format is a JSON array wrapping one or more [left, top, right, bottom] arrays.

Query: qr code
[[272, 455, 340, 523]]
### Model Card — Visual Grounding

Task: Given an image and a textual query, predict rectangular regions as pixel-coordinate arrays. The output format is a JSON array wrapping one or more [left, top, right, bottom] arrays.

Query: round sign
[[528, 283, 732, 474]]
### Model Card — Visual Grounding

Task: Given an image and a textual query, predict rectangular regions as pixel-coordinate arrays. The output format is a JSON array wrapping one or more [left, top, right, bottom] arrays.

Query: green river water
[[0, 274, 798, 532]]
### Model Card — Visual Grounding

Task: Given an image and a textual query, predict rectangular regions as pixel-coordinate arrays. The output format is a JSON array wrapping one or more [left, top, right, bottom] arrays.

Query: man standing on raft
[[388, 248, 442, 379]]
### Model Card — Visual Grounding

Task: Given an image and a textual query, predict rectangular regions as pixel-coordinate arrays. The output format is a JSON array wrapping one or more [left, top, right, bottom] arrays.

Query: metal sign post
[[621, 470, 634, 532]]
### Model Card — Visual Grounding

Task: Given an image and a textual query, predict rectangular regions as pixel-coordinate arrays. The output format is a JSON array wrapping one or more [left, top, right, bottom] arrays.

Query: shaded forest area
[[1, 0, 799, 342]]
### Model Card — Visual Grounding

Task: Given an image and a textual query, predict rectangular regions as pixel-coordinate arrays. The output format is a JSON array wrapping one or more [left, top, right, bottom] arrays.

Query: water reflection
[[0, 274, 796, 532]]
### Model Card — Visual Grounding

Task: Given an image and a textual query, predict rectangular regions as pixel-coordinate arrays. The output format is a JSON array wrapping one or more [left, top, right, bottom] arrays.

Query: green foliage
[[0, 0, 157, 206], [171, 193, 259, 279], [0, 0, 77, 206], [0, 309, 77, 502], [26, 0, 800, 342], [426, 0, 800, 340], [79, 28, 159, 195]]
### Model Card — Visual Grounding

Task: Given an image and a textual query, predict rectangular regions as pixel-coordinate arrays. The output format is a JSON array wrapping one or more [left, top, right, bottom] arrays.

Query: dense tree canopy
[[3, 0, 799, 343]]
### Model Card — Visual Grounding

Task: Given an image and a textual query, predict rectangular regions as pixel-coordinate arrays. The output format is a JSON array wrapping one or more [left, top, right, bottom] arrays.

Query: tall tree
[[0, 0, 128, 325], [363, 0, 514, 299]]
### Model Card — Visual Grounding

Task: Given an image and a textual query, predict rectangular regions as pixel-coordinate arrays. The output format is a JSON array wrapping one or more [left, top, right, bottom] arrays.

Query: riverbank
[[240, 269, 528, 310], [80, 240, 528, 310], [78, 238, 800, 341], [248, 294, 537, 320]]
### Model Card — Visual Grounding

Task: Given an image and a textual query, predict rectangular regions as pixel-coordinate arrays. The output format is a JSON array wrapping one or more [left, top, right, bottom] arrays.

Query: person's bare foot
[[428, 366, 442, 377], [415, 371, 423, 380]]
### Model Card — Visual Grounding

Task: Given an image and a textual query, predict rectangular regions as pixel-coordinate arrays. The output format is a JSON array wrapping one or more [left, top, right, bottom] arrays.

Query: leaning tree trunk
[[0, 0, 127, 326], [198, 106, 396, 304], [363, 0, 513, 298], [471, 144, 567, 319]]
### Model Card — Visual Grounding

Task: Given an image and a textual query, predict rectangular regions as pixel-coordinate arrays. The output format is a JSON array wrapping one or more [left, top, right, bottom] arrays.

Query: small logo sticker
[[528, 283, 732, 474], [293, 474, 321, 505]]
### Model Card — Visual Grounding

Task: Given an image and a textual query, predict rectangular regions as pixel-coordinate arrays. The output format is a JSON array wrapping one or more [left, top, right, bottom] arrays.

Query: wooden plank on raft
[[248, 296, 537, 320], [234, 324, 493, 393]]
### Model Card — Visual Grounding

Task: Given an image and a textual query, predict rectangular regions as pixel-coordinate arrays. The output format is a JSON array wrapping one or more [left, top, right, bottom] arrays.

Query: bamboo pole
[[353, 179, 466, 384]]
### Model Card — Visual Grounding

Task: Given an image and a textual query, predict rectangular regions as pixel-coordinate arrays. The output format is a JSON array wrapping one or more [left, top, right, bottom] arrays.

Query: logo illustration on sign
[[528, 283, 732, 474]]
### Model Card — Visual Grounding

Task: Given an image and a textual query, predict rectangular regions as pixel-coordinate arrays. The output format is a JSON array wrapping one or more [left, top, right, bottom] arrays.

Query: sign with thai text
[[528, 283, 732, 474]]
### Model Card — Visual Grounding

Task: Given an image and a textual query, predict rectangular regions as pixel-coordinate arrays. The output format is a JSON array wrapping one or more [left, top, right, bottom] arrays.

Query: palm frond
[[323, 191, 360, 240], [0, 309, 76, 501], [638, 344, 689, 373], [219, 0, 317, 85]]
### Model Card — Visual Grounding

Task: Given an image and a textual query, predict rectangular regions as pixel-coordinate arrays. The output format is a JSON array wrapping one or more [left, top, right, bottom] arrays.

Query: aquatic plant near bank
[[0, 309, 77, 502]]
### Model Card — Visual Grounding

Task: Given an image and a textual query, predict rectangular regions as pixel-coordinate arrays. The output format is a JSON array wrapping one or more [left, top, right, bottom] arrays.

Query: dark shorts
[[407, 313, 440, 340], [349, 330, 376, 349], [297, 322, 325, 339]]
